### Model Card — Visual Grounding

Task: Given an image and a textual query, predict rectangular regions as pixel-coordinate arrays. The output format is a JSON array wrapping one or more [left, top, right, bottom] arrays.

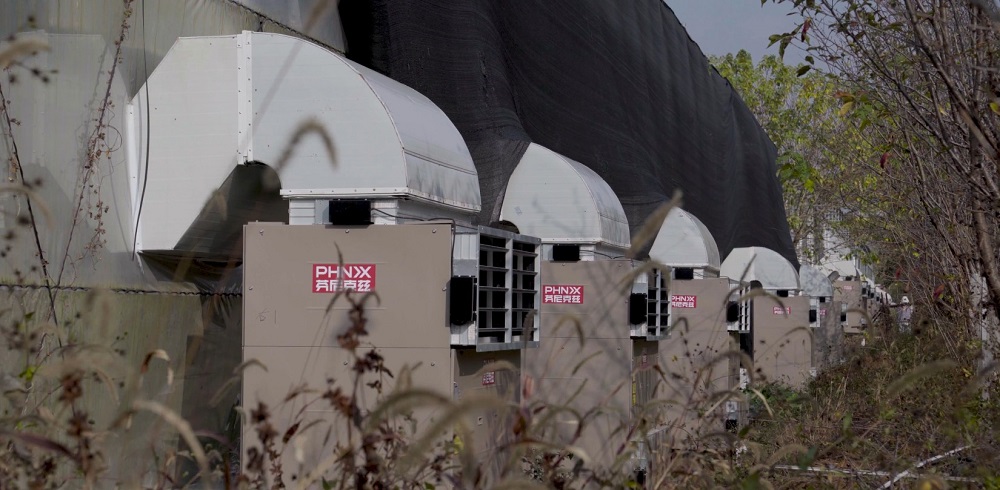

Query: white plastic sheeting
[[499, 143, 630, 251], [647, 208, 721, 270], [0, 0, 349, 286], [0, 33, 238, 481], [799, 265, 833, 299], [1, 0, 343, 97], [0, 33, 144, 286], [721, 247, 800, 291], [133, 32, 480, 251]]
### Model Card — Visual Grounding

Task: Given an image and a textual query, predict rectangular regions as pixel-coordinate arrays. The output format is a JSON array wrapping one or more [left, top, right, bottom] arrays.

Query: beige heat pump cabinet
[[499, 143, 657, 471], [243, 220, 540, 478], [721, 247, 812, 389], [800, 265, 844, 372], [647, 208, 751, 440], [130, 29, 538, 483]]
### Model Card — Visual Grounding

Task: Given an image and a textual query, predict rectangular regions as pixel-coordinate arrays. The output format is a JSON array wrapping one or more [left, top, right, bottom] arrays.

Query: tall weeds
[[2, 11, 998, 490]]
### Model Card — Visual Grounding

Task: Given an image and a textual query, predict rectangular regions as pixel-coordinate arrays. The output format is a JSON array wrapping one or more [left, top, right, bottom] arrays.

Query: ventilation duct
[[131, 31, 481, 252], [499, 143, 630, 259], [721, 247, 801, 292], [799, 265, 834, 300], [647, 207, 721, 277]]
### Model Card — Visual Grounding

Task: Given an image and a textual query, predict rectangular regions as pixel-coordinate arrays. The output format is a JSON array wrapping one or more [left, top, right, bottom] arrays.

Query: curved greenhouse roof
[[721, 247, 800, 290], [500, 143, 630, 250]]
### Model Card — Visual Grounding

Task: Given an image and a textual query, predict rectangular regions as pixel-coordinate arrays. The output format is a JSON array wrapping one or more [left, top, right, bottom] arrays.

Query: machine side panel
[[242, 222, 454, 482], [813, 300, 844, 370], [244, 222, 452, 349], [242, 346, 452, 474], [658, 278, 732, 443], [752, 295, 812, 388], [834, 280, 864, 334], [453, 349, 521, 475], [631, 339, 660, 415], [526, 260, 634, 465]]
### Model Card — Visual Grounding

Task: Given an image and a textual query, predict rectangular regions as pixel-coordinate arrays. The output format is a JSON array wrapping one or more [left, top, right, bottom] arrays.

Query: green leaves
[[777, 152, 818, 193], [838, 100, 855, 116], [767, 32, 795, 60], [710, 48, 873, 257], [18, 365, 37, 383]]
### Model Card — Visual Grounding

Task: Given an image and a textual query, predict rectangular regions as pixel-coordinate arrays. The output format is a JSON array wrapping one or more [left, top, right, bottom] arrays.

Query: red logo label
[[773, 306, 791, 315], [670, 294, 697, 308], [820, 308, 827, 317], [542, 285, 584, 304], [312, 264, 376, 293], [482, 359, 496, 386]]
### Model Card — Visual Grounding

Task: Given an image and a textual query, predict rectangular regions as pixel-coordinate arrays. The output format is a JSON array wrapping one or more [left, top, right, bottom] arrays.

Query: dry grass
[[740, 313, 1000, 488], [3, 13, 1000, 490]]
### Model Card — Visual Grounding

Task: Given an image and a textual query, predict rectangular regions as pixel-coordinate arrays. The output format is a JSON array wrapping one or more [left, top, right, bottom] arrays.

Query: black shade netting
[[339, 0, 798, 267]]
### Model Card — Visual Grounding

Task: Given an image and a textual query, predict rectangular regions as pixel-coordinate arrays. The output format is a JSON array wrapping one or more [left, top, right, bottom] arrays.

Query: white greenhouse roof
[[134, 31, 480, 250], [499, 143, 630, 250], [799, 265, 834, 298], [720, 247, 800, 291], [648, 208, 721, 270]]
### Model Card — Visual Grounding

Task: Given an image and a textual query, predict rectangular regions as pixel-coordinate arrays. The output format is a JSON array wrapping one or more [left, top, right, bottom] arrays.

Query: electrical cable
[[131, 0, 151, 258], [369, 209, 460, 277], [589, 250, 622, 259], [370, 208, 457, 225]]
